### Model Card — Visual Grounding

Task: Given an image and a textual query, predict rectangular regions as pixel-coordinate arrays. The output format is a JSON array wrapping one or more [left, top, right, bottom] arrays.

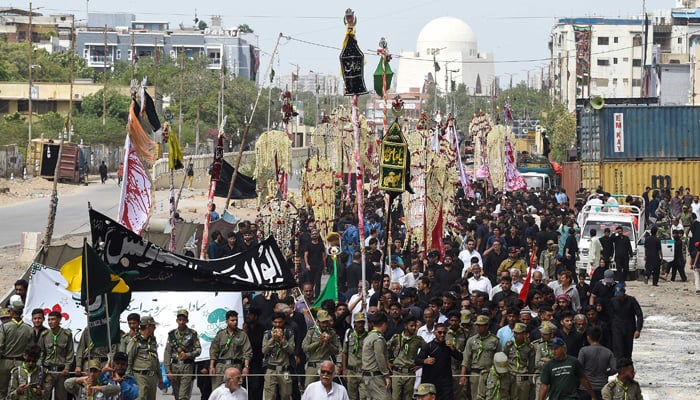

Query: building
[[0, 8, 73, 53], [395, 16, 495, 102], [276, 72, 339, 96], [76, 13, 258, 80]]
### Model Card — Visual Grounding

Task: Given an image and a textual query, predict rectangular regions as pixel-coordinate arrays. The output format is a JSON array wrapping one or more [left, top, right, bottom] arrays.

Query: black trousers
[[645, 262, 661, 285], [614, 258, 629, 283], [670, 259, 688, 282]]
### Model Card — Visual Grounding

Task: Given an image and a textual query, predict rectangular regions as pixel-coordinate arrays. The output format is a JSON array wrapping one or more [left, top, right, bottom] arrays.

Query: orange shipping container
[[561, 161, 582, 199], [600, 161, 700, 194]]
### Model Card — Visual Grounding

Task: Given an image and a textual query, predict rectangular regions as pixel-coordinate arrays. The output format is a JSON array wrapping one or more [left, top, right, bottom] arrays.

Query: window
[[116, 50, 121, 60], [83, 49, 88, 59], [614, 37, 619, 43], [598, 37, 609, 45], [679, 37, 683, 44], [623, 78, 629, 86], [632, 79, 642, 87], [597, 59, 610, 66], [595, 78, 609, 87], [632, 59, 642, 67], [623, 57, 629, 62], [633, 35, 643, 46], [613, 78, 618, 85], [613, 57, 618, 64], [127, 49, 132, 60]]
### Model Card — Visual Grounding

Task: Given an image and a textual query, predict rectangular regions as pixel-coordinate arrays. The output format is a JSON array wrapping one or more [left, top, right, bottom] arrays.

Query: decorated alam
[[13, 4, 700, 400]]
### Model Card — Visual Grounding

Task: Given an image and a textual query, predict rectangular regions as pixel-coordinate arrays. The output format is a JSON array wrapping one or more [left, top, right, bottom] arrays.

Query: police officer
[[387, 315, 424, 400], [75, 327, 115, 373], [262, 312, 295, 400], [503, 323, 534, 400], [459, 315, 502, 400], [39, 311, 74, 400], [601, 358, 643, 400], [164, 309, 201, 400], [361, 311, 391, 400], [477, 352, 517, 400], [0, 300, 33, 399], [532, 321, 557, 398], [126, 315, 163, 400], [209, 310, 253, 388], [301, 309, 339, 388], [446, 311, 470, 400], [9, 344, 51, 400], [343, 312, 369, 400]]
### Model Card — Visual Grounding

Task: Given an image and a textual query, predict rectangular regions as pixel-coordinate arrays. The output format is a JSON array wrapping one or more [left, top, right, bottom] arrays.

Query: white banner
[[25, 265, 243, 362], [613, 112, 624, 153]]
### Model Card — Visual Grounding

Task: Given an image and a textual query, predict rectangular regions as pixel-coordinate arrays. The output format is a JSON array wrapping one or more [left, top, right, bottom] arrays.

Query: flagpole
[[200, 120, 226, 259], [224, 33, 283, 210]]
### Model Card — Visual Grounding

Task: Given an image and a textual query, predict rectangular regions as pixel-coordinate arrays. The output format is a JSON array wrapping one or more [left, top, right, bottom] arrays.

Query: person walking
[[538, 337, 597, 400], [262, 312, 295, 400], [164, 309, 201, 400], [608, 284, 643, 360], [503, 323, 534, 400], [302, 309, 339, 389], [612, 227, 633, 283], [343, 312, 369, 400], [669, 229, 687, 282], [360, 311, 391, 400], [388, 315, 425, 400], [99, 161, 108, 184], [459, 315, 502, 400], [38, 311, 74, 400], [126, 316, 163, 400], [0, 301, 33, 399], [601, 358, 643, 400], [577, 326, 615, 400], [643, 226, 663, 286], [416, 322, 464, 400], [476, 352, 517, 400], [209, 310, 253, 388], [186, 163, 194, 189]]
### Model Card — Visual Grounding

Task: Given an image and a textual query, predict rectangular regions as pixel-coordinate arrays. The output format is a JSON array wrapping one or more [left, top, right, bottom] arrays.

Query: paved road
[[0, 180, 121, 248]]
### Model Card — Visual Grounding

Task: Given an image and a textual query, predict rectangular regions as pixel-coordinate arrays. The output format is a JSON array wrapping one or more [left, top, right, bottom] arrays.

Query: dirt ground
[[1, 176, 699, 398]]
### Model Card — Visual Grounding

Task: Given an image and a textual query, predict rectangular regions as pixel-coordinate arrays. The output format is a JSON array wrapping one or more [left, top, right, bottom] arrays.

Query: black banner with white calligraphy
[[89, 208, 295, 292]]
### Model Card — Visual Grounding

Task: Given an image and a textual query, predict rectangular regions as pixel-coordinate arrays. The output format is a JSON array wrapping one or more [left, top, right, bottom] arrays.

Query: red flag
[[118, 135, 152, 234], [519, 245, 538, 302]]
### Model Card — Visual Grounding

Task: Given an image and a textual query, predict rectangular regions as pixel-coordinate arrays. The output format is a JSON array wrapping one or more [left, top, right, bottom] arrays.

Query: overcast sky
[[29, 0, 673, 85]]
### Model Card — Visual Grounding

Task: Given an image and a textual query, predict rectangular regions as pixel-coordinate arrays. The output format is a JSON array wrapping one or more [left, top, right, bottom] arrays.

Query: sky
[[25, 0, 673, 86]]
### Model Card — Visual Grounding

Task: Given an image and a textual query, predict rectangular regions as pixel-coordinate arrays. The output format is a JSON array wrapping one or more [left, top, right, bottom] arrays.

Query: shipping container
[[578, 108, 602, 162], [600, 106, 700, 160], [581, 162, 601, 191], [561, 161, 582, 199], [599, 161, 700, 195], [31, 139, 86, 184]]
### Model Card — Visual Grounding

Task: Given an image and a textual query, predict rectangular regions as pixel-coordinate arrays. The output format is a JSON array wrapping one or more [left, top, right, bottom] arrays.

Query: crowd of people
[[4, 183, 700, 400]]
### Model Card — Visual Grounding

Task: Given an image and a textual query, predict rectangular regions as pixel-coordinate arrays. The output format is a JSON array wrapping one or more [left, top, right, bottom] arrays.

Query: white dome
[[416, 16, 477, 58]]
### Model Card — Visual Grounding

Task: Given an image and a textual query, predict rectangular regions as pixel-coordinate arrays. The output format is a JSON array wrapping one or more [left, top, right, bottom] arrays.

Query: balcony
[[87, 55, 114, 68]]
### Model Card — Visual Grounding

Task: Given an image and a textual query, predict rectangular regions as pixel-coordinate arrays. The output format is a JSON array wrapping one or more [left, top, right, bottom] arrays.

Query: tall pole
[[178, 51, 184, 145], [195, 56, 201, 155], [102, 25, 107, 126], [27, 2, 33, 175], [153, 37, 159, 121]]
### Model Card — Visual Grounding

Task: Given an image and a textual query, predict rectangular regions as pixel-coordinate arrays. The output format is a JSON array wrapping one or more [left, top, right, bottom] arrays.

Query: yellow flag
[[60, 255, 82, 292], [167, 122, 184, 170], [110, 274, 130, 293]]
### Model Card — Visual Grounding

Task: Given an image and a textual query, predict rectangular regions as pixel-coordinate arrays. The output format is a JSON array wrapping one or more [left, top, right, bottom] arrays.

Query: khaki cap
[[475, 315, 490, 325], [416, 383, 436, 395], [316, 310, 331, 322]]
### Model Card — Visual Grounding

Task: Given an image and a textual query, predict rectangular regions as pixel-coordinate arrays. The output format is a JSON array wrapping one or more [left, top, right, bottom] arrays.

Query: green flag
[[81, 241, 131, 348], [312, 258, 338, 308]]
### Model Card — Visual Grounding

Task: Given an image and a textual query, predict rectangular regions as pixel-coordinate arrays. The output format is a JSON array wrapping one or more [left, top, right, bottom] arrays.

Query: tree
[[37, 112, 66, 138], [541, 101, 576, 162], [198, 20, 208, 31], [238, 24, 254, 34]]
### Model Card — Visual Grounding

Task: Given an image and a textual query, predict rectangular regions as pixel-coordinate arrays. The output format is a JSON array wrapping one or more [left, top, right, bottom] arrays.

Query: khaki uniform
[[164, 328, 201, 400], [0, 319, 34, 399], [343, 329, 368, 400], [601, 378, 643, 400], [64, 376, 121, 400], [462, 333, 501, 400], [477, 366, 517, 400], [446, 327, 469, 400], [301, 327, 339, 387], [387, 332, 425, 400], [503, 339, 534, 400], [209, 328, 252, 388], [8, 363, 51, 400], [126, 333, 162, 400], [75, 330, 115, 371], [360, 330, 390, 400], [262, 328, 294, 400], [38, 328, 74, 400], [120, 331, 137, 353], [532, 339, 552, 398]]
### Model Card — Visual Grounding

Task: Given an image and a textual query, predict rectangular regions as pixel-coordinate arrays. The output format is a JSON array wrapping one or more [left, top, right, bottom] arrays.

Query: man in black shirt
[[303, 229, 327, 296], [643, 226, 663, 286], [598, 228, 614, 267], [415, 323, 463, 400], [612, 226, 633, 283]]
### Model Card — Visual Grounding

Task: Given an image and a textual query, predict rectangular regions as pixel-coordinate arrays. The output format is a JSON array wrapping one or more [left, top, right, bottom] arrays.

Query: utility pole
[[153, 36, 159, 120], [27, 2, 33, 175], [102, 25, 107, 126], [178, 51, 184, 145], [195, 57, 201, 154]]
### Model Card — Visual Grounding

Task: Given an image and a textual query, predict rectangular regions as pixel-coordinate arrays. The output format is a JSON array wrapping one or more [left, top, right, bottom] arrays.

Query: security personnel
[[301, 309, 340, 388], [38, 311, 74, 400], [477, 352, 517, 400], [503, 323, 534, 400], [343, 312, 369, 400], [532, 321, 557, 398], [361, 311, 391, 400], [164, 309, 201, 400], [120, 313, 141, 353], [460, 315, 502, 400], [601, 357, 643, 400], [446, 311, 470, 400], [387, 315, 424, 400], [0, 300, 33, 399], [126, 315, 163, 400], [9, 344, 51, 400], [460, 309, 476, 338], [209, 310, 252, 388], [262, 312, 295, 400], [65, 359, 122, 399]]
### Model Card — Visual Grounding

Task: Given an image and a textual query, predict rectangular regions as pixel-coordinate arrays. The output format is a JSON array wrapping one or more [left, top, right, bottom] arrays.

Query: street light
[[28, 63, 41, 152]]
